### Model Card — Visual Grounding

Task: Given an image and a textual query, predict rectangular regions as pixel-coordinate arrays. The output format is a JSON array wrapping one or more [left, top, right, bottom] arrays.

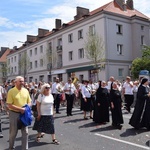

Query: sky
[[0, 0, 150, 49]]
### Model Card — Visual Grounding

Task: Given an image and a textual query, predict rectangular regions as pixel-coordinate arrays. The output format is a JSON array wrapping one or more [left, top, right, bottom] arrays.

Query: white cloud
[[0, 17, 9, 26]]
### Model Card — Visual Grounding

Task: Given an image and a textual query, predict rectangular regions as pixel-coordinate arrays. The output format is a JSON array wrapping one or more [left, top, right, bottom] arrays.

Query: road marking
[[95, 133, 150, 150]]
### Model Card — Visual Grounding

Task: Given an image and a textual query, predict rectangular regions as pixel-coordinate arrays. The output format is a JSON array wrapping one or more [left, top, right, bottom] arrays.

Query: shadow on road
[[120, 128, 147, 137]]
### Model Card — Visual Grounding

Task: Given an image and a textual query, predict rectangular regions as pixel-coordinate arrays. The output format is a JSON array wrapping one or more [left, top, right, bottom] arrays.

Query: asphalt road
[[0, 106, 150, 150]]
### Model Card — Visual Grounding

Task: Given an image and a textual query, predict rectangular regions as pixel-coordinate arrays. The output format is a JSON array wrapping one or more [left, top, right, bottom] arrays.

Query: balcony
[[56, 45, 62, 52]]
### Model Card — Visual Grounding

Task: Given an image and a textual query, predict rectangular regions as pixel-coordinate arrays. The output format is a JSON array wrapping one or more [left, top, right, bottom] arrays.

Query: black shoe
[[90, 116, 93, 119], [117, 124, 123, 130], [0, 133, 3, 138], [70, 114, 73, 116], [84, 117, 88, 120], [56, 112, 61, 114], [67, 114, 70, 116]]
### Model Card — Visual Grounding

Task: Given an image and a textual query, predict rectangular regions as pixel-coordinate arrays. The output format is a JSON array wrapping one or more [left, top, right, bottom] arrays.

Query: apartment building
[[6, 0, 150, 83], [0, 47, 11, 83]]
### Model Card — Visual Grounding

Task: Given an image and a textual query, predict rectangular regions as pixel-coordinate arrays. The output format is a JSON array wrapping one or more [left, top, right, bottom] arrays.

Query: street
[[0, 106, 150, 150]]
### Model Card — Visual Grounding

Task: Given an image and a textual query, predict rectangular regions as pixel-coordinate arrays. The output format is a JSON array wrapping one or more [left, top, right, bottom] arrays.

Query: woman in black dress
[[110, 82, 123, 129], [129, 78, 150, 130], [93, 81, 110, 124]]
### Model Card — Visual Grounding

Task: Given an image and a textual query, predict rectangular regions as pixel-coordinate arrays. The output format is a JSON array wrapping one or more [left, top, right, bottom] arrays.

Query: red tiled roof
[[0, 49, 11, 62], [98, 1, 149, 19], [62, 1, 149, 27]]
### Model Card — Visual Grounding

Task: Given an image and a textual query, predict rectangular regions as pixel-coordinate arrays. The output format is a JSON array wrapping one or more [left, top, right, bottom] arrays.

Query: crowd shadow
[[120, 128, 147, 137], [90, 124, 118, 133], [64, 118, 84, 124], [78, 121, 97, 129]]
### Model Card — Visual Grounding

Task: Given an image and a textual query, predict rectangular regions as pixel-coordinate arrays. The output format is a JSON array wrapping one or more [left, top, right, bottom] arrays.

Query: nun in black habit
[[129, 78, 150, 130], [110, 82, 124, 129], [93, 81, 110, 124]]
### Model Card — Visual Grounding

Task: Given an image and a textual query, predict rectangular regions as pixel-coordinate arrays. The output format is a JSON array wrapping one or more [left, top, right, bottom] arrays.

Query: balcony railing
[[56, 45, 62, 52]]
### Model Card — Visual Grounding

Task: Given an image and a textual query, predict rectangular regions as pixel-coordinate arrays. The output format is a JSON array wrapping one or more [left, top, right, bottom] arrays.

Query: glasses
[[45, 87, 50, 89]]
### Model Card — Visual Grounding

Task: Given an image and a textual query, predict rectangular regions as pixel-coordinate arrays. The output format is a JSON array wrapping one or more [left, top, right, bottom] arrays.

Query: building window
[[15, 66, 17, 72], [40, 45, 43, 53], [35, 60, 38, 68], [30, 62, 32, 69], [118, 68, 124, 77], [58, 38, 62, 46], [49, 42, 52, 53], [30, 50, 32, 56], [117, 44, 123, 55], [69, 51, 73, 61], [39, 75, 44, 82], [8, 59, 10, 65], [40, 59, 43, 67], [89, 25, 95, 35], [116, 24, 123, 34], [29, 77, 33, 83], [141, 25, 144, 31], [11, 67, 13, 74], [14, 56, 16, 62], [35, 48, 37, 55], [141, 35, 144, 45], [68, 33, 73, 43], [78, 29, 83, 39], [78, 48, 84, 59], [8, 67, 10, 74], [11, 57, 13, 63]]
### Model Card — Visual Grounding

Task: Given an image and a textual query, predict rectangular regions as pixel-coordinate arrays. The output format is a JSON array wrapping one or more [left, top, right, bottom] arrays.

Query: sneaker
[[0, 133, 3, 138]]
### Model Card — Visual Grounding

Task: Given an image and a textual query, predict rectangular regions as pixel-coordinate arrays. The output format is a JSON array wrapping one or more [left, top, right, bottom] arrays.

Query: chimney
[[74, 7, 89, 21], [55, 19, 62, 29], [26, 35, 37, 43], [126, 0, 134, 10], [38, 28, 49, 38], [123, 1, 127, 11], [114, 0, 126, 10], [13, 46, 17, 50]]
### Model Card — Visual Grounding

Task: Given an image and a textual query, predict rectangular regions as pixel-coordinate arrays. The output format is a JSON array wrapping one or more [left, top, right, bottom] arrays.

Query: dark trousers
[[66, 94, 74, 115], [53, 94, 61, 113], [124, 94, 134, 112]]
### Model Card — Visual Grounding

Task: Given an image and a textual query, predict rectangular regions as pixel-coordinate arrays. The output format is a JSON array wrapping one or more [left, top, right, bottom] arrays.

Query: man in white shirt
[[122, 76, 134, 113], [51, 78, 62, 114], [63, 78, 77, 116], [107, 76, 115, 93]]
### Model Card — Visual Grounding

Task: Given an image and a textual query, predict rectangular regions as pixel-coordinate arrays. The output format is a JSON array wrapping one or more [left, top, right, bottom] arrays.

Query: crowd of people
[[0, 75, 150, 150]]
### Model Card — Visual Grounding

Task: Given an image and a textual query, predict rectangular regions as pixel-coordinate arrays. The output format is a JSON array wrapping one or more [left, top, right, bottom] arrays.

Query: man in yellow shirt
[[7, 76, 31, 150]]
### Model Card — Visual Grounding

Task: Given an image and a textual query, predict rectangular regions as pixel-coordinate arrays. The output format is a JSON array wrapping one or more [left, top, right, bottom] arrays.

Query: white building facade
[[6, 0, 150, 83]]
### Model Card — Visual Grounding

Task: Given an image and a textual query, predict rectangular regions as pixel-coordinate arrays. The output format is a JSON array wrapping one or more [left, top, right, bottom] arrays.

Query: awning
[[66, 65, 97, 73]]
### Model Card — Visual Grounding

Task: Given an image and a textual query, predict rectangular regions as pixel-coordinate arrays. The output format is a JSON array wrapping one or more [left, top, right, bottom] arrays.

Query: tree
[[131, 45, 150, 79], [43, 45, 57, 82], [18, 52, 30, 81], [84, 31, 105, 81]]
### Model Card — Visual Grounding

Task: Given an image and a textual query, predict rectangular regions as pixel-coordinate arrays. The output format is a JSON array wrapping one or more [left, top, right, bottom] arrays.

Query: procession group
[[0, 75, 150, 150]]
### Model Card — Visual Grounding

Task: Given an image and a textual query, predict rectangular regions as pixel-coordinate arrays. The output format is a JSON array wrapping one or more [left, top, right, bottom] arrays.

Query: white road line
[[95, 133, 150, 150]]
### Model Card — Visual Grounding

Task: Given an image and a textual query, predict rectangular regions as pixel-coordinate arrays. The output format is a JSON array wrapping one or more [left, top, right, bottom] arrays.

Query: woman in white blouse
[[33, 83, 60, 144]]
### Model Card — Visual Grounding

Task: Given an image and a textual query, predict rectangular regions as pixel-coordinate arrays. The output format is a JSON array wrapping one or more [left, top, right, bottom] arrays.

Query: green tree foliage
[[84, 31, 105, 81], [131, 45, 150, 79], [18, 52, 30, 78]]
